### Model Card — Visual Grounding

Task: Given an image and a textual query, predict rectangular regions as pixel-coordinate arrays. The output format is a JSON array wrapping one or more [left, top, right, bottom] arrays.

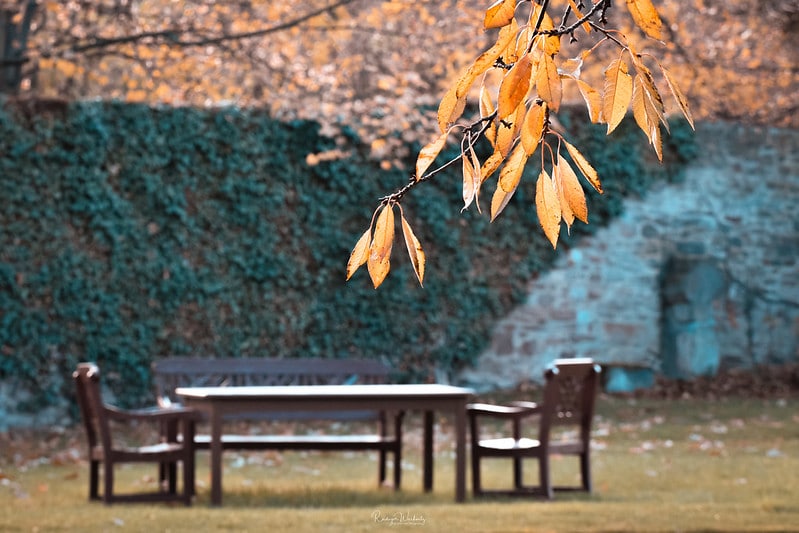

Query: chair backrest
[[73, 362, 113, 452], [537, 358, 601, 448]]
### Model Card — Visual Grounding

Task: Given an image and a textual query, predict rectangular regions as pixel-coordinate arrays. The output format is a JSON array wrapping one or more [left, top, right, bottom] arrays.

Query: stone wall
[[459, 122, 799, 392]]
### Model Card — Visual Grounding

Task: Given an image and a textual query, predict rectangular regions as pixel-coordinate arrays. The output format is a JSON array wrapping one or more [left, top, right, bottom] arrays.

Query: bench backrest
[[151, 357, 393, 421]]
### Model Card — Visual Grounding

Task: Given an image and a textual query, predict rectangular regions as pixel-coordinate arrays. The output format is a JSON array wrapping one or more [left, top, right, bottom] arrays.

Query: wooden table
[[176, 383, 474, 505]]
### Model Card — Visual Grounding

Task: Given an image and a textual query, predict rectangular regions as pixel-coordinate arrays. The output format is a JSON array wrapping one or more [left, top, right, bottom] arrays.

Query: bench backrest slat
[[151, 357, 392, 420]]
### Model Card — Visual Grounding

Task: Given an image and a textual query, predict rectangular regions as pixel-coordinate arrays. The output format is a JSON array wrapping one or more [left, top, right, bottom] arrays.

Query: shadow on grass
[[196, 485, 452, 508]]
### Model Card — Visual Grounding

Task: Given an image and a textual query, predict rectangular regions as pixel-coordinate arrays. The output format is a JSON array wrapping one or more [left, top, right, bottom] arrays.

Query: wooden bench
[[151, 357, 404, 488]]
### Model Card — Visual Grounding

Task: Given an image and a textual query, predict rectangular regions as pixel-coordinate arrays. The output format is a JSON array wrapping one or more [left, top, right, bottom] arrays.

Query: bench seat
[[193, 433, 400, 451]]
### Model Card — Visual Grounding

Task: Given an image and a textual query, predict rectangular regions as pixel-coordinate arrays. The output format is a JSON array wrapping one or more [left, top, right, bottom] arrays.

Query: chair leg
[[167, 462, 177, 494], [89, 460, 100, 501], [158, 462, 166, 489], [103, 461, 114, 504], [581, 451, 592, 492], [393, 411, 403, 490], [378, 450, 387, 485], [469, 414, 482, 496], [513, 457, 523, 489], [512, 419, 523, 489], [186, 419, 197, 497], [378, 412, 387, 485], [539, 455, 553, 500], [183, 456, 193, 506], [394, 446, 402, 490], [471, 451, 482, 496]]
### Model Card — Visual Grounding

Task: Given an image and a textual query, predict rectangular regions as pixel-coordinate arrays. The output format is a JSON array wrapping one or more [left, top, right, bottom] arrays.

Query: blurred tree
[[0, 0, 488, 165], [2, 1, 797, 145]]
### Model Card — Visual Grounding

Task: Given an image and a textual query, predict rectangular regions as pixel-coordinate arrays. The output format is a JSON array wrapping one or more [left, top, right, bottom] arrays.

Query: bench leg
[[423, 411, 433, 492]]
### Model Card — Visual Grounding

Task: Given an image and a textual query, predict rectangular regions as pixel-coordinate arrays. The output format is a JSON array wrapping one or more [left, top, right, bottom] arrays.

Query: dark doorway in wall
[[660, 257, 728, 379]]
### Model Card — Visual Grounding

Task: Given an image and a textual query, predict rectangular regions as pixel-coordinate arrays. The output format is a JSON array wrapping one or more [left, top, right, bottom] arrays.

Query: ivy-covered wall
[[0, 100, 695, 418]]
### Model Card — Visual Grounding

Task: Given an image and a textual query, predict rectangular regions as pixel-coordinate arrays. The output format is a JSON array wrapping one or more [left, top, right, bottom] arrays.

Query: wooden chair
[[468, 358, 602, 499], [73, 362, 198, 505]]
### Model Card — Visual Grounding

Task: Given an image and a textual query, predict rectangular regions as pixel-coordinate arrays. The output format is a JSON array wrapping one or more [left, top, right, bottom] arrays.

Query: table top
[[176, 383, 474, 401]]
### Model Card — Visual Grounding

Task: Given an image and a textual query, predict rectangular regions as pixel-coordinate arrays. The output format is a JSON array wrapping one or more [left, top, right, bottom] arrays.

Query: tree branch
[[66, 0, 358, 54], [378, 113, 497, 206]]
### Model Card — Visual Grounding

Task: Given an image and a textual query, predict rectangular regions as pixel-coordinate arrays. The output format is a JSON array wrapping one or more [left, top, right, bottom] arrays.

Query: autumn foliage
[[347, 0, 694, 288]]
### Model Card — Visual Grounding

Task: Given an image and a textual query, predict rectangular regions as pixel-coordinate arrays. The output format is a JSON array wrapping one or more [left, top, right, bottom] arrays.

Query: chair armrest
[[508, 400, 541, 412], [467, 402, 533, 420]]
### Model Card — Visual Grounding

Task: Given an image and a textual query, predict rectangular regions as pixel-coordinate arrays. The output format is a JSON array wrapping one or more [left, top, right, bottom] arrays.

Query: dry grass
[[1, 395, 798, 532]]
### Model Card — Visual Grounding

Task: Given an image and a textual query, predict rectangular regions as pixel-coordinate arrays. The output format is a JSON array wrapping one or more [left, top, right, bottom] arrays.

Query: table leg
[[454, 404, 466, 502], [210, 408, 223, 506], [423, 410, 433, 492]]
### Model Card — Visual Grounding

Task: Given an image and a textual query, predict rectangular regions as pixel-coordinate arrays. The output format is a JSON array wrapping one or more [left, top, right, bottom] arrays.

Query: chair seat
[[479, 437, 541, 450], [90, 442, 187, 461]]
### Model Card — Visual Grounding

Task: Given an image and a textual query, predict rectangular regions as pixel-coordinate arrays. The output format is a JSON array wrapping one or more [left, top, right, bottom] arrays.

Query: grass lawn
[[1, 395, 798, 532]]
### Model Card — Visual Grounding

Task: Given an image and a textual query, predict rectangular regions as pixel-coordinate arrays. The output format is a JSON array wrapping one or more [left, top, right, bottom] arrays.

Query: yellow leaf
[[631, 75, 653, 139], [633, 58, 669, 133], [651, 120, 663, 162], [479, 84, 498, 147], [498, 142, 529, 193], [490, 183, 516, 222], [479, 84, 495, 118], [457, 19, 518, 98], [535, 170, 561, 248], [559, 57, 583, 79], [367, 204, 395, 289], [567, 0, 592, 33], [660, 65, 695, 130], [556, 167, 575, 229], [542, 27, 560, 57], [603, 58, 633, 135], [563, 140, 603, 194], [416, 131, 449, 181], [498, 54, 533, 120], [521, 101, 547, 155], [626, 0, 663, 40], [462, 147, 477, 210], [530, 6, 560, 55], [400, 211, 425, 286], [469, 143, 483, 213], [484, 0, 516, 29], [495, 112, 517, 158], [437, 85, 467, 133], [346, 228, 371, 281], [634, 74, 666, 161], [491, 99, 526, 158], [495, 124, 514, 158], [512, 26, 534, 63], [511, 98, 527, 139], [555, 157, 588, 223], [535, 53, 562, 112], [481, 149, 505, 183], [576, 80, 602, 123]]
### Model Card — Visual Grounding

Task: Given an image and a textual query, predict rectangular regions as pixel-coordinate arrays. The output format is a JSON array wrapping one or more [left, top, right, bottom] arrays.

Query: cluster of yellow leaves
[[349, 0, 695, 288], [346, 203, 425, 289]]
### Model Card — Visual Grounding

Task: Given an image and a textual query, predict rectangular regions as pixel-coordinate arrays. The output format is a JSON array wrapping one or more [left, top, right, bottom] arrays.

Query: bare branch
[[66, 0, 358, 54]]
